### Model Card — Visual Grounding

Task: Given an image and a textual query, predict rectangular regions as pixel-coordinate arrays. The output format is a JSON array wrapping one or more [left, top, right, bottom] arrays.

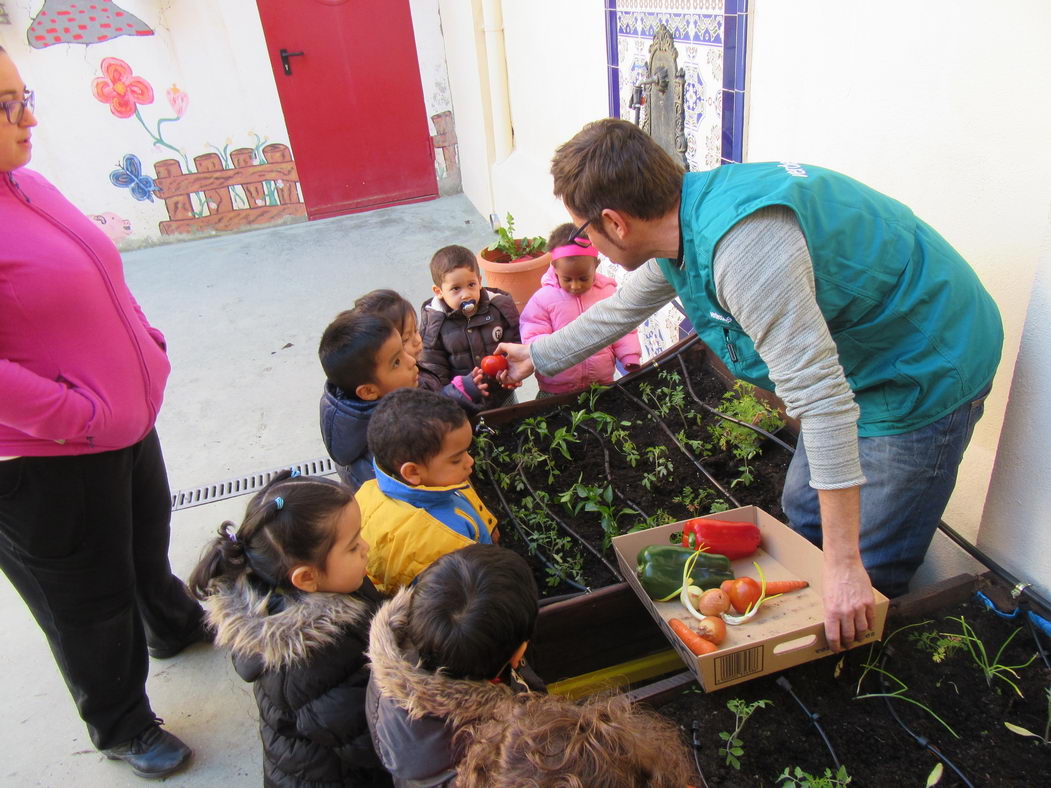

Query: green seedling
[[777, 765, 852, 787], [942, 615, 1037, 697], [718, 698, 771, 770], [641, 444, 674, 490], [1004, 686, 1051, 744], [487, 212, 545, 259]]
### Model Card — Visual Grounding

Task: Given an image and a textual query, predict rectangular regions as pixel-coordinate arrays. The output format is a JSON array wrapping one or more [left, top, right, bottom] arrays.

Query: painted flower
[[91, 57, 153, 119], [166, 84, 189, 118]]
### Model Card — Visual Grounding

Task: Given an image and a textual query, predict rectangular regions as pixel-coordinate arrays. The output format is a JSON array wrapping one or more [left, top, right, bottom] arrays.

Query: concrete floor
[[0, 194, 535, 786]]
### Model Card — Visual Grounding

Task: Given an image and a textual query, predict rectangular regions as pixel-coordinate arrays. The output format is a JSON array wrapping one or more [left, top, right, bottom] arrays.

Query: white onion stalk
[[675, 550, 709, 620], [721, 561, 783, 626]]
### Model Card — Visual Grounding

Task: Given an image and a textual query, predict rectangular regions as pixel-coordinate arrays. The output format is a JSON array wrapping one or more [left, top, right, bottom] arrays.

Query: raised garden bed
[[649, 574, 1051, 787], [473, 335, 794, 597]]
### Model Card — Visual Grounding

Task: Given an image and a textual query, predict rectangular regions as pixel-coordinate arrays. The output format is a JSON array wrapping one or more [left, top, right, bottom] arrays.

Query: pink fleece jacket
[[0, 168, 170, 456], [520, 266, 641, 394]]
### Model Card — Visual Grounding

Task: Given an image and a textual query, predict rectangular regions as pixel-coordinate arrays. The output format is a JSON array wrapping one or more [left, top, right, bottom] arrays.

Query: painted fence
[[153, 143, 305, 235]]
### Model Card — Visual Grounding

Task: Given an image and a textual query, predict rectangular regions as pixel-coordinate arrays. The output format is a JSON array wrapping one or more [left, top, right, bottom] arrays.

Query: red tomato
[[480, 354, 508, 376], [727, 577, 762, 615]]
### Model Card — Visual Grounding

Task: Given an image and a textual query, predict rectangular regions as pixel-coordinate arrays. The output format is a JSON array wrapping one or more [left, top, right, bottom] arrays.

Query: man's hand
[[493, 342, 534, 385], [816, 487, 874, 652], [822, 557, 875, 652]]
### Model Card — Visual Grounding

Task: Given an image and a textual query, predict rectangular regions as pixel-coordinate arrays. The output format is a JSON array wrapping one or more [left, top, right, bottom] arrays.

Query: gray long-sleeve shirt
[[529, 206, 865, 490]]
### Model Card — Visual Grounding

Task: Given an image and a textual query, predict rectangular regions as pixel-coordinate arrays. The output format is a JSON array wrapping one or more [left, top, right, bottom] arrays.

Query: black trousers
[[0, 429, 203, 749]]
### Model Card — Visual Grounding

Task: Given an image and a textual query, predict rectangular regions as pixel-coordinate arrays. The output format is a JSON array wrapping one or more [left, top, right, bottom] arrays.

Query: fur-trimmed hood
[[367, 588, 513, 728], [204, 576, 374, 678]]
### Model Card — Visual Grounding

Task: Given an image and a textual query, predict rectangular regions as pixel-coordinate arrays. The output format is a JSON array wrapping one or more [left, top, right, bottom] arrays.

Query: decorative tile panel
[[603, 0, 749, 357]]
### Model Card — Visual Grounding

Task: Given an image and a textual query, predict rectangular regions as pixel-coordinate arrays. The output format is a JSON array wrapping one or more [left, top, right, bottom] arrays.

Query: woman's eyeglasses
[[567, 219, 592, 248], [2, 90, 34, 125]]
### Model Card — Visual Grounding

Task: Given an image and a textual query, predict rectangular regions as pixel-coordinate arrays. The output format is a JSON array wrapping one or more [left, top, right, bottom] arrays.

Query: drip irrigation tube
[[775, 676, 840, 769], [475, 464, 589, 594], [578, 422, 650, 520], [690, 720, 710, 788], [875, 652, 974, 788], [676, 353, 797, 454], [619, 386, 741, 507], [514, 439, 624, 582], [975, 590, 1051, 671]]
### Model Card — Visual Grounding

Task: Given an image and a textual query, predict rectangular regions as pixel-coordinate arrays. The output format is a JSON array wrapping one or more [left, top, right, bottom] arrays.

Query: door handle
[[279, 48, 305, 76]]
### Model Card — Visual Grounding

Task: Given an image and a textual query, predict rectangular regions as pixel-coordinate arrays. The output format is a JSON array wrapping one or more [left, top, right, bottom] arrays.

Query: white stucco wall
[[979, 217, 1051, 599], [439, 0, 608, 240], [745, 0, 1051, 585]]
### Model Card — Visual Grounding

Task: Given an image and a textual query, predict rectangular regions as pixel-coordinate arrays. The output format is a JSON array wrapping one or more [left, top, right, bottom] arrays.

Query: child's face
[[401, 311, 423, 360], [314, 499, 369, 594], [554, 256, 598, 296], [413, 420, 475, 487], [433, 266, 482, 312], [365, 328, 419, 398]]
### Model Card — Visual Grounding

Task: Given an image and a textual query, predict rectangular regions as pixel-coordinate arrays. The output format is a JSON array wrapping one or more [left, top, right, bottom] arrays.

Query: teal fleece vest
[[658, 164, 1002, 436]]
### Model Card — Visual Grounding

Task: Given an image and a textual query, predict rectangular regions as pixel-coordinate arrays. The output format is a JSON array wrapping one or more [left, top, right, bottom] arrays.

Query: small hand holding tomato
[[468, 367, 490, 396]]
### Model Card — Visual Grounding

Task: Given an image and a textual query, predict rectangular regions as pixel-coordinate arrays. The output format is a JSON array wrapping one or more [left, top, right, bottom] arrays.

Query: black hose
[[619, 386, 740, 507], [690, 720, 710, 788], [475, 464, 589, 593], [775, 676, 840, 769], [515, 437, 624, 582], [578, 422, 650, 520], [875, 653, 974, 788], [677, 353, 796, 454]]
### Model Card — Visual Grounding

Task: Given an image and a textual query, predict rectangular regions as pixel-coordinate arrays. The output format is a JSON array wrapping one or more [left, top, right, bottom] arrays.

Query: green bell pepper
[[636, 544, 734, 601]]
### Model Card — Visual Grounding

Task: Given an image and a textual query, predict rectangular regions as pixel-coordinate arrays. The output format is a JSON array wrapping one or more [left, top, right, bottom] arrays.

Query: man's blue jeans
[[782, 390, 989, 598]]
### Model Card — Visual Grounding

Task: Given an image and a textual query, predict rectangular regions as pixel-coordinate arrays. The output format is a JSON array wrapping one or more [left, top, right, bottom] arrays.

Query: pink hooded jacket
[[520, 266, 641, 394], [0, 168, 170, 456]]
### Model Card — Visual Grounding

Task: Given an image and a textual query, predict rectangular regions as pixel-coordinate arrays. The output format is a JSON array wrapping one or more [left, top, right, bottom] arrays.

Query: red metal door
[[256, 0, 438, 219]]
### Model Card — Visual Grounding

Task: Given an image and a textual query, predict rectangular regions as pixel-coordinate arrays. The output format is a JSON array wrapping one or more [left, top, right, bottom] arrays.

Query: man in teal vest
[[498, 119, 1002, 651]]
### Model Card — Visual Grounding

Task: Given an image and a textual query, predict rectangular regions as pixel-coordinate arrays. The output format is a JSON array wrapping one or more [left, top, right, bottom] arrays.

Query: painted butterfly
[[109, 154, 159, 202]]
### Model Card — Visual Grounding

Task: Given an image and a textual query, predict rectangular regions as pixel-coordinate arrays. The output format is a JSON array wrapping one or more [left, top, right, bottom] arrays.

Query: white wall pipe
[[481, 0, 513, 164]]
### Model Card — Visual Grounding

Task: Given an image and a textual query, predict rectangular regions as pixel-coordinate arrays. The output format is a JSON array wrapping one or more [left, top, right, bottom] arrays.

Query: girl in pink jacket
[[520, 223, 641, 396]]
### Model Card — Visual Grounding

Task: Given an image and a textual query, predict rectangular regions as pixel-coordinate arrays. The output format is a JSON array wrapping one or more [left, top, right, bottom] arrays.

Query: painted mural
[[89, 56, 305, 236], [27, 0, 153, 48], [0, 4, 11, 25]]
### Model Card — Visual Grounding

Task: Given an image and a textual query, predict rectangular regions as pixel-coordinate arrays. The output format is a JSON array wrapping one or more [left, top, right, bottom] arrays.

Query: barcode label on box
[[714, 646, 764, 684]]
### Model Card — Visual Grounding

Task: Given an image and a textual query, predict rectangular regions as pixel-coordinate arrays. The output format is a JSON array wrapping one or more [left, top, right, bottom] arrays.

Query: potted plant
[[476, 212, 552, 311]]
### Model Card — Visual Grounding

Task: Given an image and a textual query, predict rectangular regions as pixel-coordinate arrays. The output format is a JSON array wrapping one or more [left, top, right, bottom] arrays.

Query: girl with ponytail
[[190, 471, 391, 787]]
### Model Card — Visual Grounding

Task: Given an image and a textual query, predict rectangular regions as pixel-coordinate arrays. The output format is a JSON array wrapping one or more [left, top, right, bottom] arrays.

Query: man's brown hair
[[429, 244, 480, 287], [550, 118, 684, 225]]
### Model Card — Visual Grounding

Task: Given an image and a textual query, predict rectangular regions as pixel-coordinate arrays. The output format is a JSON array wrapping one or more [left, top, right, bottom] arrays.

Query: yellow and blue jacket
[[356, 464, 498, 594]]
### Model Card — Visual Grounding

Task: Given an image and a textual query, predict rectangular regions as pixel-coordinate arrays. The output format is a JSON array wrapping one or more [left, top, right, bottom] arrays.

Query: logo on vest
[[778, 162, 808, 178], [709, 311, 733, 324]]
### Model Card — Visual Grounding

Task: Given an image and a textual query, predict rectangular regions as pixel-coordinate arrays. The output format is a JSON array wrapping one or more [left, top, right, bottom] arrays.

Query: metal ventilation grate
[[170, 456, 337, 511]]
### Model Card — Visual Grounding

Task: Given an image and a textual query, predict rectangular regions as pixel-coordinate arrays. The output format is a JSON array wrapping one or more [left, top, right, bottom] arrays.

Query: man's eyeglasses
[[2, 90, 34, 125], [567, 219, 592, 248]]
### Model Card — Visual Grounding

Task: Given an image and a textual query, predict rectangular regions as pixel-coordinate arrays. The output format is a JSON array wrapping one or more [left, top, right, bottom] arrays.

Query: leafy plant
[[641, 444, 674, 490], [942, 615, 1037, 697], [511, 491, 584, 587], [558, 477, 633, 548], [719, 698, 771, 769], [777, 765, 852, 787], [709, 381, 784, 487], [487, 212, 546, 259], [673, 485, 729, 516], [909, 628, 966, 664], [1004, 686, 1051, 745]]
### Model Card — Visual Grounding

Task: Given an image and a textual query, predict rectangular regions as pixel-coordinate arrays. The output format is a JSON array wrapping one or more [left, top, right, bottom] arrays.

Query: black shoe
[[147, 623, 214, 659], [103, 721, 192, 779]]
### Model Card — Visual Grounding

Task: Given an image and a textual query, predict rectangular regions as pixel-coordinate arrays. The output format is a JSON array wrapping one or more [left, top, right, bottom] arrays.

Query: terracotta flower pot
[[477, 241, 551, 313]]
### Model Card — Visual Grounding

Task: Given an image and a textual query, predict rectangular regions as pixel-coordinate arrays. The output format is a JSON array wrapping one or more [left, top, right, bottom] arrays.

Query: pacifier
[[460, 298, 478, 317]]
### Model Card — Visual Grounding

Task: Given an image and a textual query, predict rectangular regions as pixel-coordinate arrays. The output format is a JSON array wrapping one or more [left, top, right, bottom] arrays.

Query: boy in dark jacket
[[419, 245, 521, 408], [366, 544, 545, 788]]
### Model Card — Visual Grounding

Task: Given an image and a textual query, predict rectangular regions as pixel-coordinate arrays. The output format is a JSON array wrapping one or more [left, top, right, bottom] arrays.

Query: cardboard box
[[612, 506, 889, 691]]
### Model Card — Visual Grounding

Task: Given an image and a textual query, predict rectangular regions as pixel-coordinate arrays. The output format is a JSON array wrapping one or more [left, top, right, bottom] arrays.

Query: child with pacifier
[[520, 223, 641, 397]]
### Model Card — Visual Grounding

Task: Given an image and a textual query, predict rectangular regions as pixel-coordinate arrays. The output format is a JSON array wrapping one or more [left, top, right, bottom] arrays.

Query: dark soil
[[657, 590, 1051, 787], [472, 343, 793, 596]]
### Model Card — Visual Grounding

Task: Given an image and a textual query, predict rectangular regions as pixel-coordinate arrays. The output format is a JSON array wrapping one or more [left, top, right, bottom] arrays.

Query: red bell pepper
[[680, 518, 761, 561]]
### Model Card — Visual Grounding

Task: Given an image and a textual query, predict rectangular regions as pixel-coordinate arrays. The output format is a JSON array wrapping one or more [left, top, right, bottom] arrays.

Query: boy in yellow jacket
[[356, 388, 498, 593]]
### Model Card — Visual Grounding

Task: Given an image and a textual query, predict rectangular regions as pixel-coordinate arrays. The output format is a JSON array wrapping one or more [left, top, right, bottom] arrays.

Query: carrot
[[759, 579, 809, 595], [669, 618, 718, 655]]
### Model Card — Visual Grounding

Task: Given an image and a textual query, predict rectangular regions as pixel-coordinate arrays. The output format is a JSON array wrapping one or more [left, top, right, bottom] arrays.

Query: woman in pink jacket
[[520, 223, 641, 396], [0, 47, 202, 779]]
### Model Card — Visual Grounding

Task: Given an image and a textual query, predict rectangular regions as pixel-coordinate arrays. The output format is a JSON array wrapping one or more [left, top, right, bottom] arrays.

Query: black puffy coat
[[205, 576, 392, 788]]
